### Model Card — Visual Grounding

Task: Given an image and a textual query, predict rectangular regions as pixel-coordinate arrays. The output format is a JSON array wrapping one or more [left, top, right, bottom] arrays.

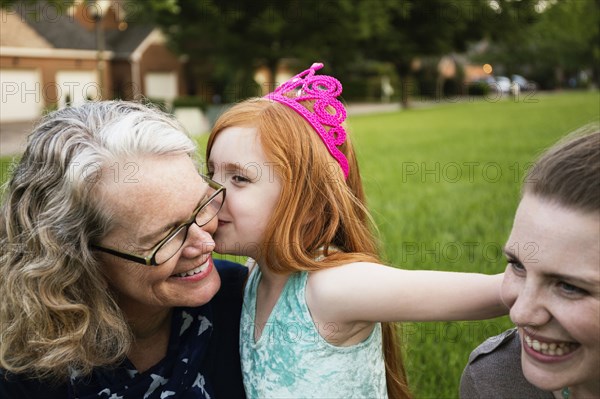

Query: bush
[[141, 97, 169, 113], [342, 80, 370, 102], [467, 81, 490, 96], [172, 96, 208, 111]]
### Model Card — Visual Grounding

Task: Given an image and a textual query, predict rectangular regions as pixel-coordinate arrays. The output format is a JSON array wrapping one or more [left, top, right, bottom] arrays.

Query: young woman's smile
[[501, 194, 600, 393]]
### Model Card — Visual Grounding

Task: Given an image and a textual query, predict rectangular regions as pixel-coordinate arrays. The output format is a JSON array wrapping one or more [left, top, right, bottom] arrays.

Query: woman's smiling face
[[501, 194, 600, 394], [97, 154, 221, 313]]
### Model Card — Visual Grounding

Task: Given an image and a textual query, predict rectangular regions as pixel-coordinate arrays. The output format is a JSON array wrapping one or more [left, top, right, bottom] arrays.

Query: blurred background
[[1, 0, 598, 137], [1, 1, 599, 398]]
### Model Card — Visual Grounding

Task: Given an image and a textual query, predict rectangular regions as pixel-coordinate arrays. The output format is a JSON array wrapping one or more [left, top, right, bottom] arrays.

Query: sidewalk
[[0, 102, 407, 157], [346, 102, 402, 115]]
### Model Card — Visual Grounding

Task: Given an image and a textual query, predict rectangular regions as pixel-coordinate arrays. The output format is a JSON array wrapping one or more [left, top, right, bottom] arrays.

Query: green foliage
[[172, 96, 207, 111], [0, 0, 74, 8], [42, 102, 59, 116], [0, 155, 19, 191], [140, 97, 169, 113], [466, 81, 490, 96], [480, 0, 600, 88], [146, 0, 537, 105], [149, 0, 369, 99], [357, 0, 540, 106]]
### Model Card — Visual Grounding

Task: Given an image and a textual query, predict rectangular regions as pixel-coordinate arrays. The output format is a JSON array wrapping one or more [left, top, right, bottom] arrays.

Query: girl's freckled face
[[208, 127, 282, 261]]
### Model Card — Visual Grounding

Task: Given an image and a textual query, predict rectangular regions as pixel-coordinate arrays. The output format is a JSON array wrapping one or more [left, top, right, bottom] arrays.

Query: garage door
[[0, 69, 43, 122], [144, 72, 178, 103]]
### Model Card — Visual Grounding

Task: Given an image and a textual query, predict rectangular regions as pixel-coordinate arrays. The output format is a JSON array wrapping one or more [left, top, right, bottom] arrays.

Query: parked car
[[494, 76, 511, 94], [511, 74, 537, 91]]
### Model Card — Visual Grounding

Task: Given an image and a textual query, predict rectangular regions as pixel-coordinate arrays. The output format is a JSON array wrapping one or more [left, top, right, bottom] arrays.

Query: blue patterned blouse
[[0, 259, 247, 399]]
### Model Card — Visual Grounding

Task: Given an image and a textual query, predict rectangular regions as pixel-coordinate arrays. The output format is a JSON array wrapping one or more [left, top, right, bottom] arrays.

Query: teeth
[[524, 334, 577, 356], [175, 261, 209, 278]]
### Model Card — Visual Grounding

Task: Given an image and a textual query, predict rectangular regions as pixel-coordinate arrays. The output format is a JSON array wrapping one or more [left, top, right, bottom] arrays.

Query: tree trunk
[[555, 66, 564, 89], [396, 61, 413, 109], [266, 59, 279, 93], [399, 72, 413, 109]]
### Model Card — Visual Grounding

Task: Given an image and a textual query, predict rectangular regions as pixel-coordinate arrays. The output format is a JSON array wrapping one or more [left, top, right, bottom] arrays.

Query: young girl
[[206, 63, 507, 399]]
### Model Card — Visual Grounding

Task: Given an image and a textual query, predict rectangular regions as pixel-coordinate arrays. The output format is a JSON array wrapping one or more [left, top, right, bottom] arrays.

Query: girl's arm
[[306, 262, 508, 324]]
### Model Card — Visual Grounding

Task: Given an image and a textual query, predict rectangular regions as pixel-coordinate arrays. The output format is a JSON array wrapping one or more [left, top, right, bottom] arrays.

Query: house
[[0, 0, 186, 123]]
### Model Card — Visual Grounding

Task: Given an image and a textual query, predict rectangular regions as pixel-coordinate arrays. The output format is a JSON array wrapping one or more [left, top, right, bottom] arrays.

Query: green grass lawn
[[1, 91, 598, 398]]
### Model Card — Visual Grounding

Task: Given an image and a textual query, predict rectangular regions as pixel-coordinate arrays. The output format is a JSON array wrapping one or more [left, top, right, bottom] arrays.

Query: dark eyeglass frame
[[91, 175, 225, 266]]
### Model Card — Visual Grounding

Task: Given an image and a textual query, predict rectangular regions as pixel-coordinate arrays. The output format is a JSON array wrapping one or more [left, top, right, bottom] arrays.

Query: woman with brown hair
[[461, 129, 599, 399]]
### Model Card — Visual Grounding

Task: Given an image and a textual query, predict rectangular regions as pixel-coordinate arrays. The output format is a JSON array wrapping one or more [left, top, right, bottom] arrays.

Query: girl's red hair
[[207, 98, 411, 398]]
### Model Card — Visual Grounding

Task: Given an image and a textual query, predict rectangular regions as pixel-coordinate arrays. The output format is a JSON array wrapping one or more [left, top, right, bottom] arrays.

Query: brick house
[[0, 0, 186, 122]]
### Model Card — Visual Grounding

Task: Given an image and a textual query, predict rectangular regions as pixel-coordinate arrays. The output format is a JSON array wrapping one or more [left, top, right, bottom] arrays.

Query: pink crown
[[265, 63, 349, 179]]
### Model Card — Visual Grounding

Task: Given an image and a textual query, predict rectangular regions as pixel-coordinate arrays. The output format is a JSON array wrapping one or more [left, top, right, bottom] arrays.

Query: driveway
[[0, 120, 38, 157]]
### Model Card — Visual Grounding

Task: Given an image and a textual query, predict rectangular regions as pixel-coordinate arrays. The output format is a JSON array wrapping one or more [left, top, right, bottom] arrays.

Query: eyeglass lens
[[153, 190, 224, 264]]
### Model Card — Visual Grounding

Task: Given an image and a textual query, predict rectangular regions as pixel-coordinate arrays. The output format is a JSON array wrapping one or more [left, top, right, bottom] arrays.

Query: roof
[[0, 9, 53, 48], [14, 1, 155, 58]]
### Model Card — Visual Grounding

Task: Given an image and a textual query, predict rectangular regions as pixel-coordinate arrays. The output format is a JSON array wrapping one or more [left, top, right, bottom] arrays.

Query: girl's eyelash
[[232, 175, 250, 183]]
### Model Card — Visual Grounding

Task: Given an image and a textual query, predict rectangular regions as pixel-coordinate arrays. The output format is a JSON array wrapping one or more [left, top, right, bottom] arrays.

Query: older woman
[[460, 130, 599, 398], [0, 101, 246, 398]]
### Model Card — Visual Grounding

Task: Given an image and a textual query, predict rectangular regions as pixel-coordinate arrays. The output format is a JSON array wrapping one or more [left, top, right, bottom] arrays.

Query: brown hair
[[524, 129, 599, 213], [207, 98, 411, 398]]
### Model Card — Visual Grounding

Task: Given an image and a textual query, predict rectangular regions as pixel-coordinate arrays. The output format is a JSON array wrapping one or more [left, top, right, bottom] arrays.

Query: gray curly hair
[[0, 101, 196, 381]]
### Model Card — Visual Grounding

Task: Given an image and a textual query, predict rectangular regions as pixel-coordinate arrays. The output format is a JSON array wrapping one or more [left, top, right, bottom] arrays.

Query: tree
[[480, 0, 600, 89], [0, 0, 65, 6], [360, 0, 540, 107], [150, 0, 374, 102], [150, 0, 540, 106], [3, 0, 542, 105]]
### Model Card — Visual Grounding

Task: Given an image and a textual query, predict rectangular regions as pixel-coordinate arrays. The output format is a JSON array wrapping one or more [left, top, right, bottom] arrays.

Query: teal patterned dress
[[240, 266, 388, 398]]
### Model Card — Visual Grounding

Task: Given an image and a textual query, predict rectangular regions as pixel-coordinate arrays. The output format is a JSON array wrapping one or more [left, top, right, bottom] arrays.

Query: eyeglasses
[[91, 175, 225, 266]]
